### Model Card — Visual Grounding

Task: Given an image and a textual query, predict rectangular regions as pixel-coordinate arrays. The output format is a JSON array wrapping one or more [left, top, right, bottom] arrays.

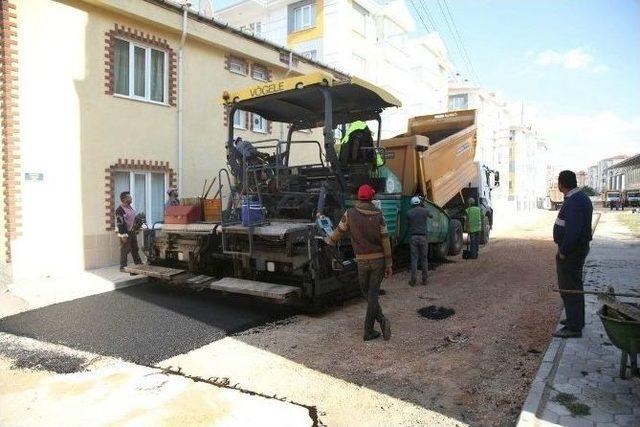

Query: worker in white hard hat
[[406, 195, 433, 287]]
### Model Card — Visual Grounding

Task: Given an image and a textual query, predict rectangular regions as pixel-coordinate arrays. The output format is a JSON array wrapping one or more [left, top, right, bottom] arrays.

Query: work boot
[[363, 331, 381, 341], [381, 318, 391, 341], [553, 326, 582, 339], [409, 279, 417, 287]]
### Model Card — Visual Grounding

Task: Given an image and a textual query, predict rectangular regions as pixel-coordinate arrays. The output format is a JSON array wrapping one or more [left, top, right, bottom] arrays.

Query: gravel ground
[[161, 210, 563, 426]]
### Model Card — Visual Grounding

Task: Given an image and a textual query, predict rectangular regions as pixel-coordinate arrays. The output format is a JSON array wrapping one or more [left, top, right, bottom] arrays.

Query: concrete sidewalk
[[0, 265, 146, 318], [0, 333, 313, 426], [517, 211, 640, 427]]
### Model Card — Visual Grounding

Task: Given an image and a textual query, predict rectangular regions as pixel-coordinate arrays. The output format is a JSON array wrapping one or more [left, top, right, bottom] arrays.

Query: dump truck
[[381, 110, 499, 251], [602, 190, 621, 209], [127, 73, 497, 308], [547, 183, 564, 210], [623, 188, 640, 207]]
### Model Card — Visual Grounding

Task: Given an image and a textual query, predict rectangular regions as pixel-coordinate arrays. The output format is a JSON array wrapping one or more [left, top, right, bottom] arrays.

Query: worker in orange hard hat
[[325, 184, 393, 341]]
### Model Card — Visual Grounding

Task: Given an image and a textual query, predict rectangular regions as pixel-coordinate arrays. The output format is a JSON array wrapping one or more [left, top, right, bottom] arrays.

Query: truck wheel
[[434, 236, 450, 260], [480, 215, 491, 244], [447, 220, 463, 255]]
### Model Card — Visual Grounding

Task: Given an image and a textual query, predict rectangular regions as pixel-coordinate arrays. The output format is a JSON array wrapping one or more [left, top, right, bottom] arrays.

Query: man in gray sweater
[[407, 196, 433, 287]]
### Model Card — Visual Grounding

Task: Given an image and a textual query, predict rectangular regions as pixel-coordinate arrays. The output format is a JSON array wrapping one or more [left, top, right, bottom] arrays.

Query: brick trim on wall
[[104, 24, 177, 106], [104, 160, 176, 231], [1, 1, 21, 262]]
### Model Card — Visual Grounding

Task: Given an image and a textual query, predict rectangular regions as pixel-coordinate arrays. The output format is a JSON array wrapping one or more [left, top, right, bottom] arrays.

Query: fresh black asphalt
[[0, 282, 292, 365]]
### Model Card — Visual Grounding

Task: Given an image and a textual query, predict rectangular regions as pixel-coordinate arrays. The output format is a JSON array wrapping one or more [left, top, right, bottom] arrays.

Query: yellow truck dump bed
[[381, 110, 477, 207]]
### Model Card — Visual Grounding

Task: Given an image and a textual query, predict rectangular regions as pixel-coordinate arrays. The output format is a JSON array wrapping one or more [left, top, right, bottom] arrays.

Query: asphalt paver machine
[[130, 72, 403, 309]]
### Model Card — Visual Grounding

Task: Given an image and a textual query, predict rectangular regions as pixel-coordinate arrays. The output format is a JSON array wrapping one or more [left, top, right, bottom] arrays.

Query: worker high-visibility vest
[[341, 121, 384, 167], [465, 206, 482, 233]]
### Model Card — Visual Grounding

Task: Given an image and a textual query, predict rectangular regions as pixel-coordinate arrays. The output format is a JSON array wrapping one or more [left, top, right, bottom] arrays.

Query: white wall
[[219, 0, 452, 137]]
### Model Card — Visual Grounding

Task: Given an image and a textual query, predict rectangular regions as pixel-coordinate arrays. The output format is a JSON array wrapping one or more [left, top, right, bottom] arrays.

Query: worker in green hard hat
[[465, 197, 482, 259], [339, 121, 384, 168]]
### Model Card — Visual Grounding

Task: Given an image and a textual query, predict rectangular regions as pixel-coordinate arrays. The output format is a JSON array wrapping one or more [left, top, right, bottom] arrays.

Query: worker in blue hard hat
[[339, 121, 384, 168], [406, 195, 433, 287]]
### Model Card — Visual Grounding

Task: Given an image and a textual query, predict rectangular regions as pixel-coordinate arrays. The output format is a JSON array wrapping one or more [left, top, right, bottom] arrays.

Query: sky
[[213, 0, 640, 171], [411, 0, 640, 172]]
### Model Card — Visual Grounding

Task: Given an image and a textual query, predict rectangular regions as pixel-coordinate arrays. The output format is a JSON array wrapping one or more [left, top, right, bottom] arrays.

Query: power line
[[417, 0, 439, 35], [433, 0, 476, 85], [411, 0, 466, 78], [441, 0, 482, 86], [408, 0, 433, 33]]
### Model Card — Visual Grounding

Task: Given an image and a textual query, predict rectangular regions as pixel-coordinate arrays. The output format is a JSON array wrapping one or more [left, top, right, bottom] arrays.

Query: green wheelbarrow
[[556, 288, 640, 379], [598, 303, 640, 379]]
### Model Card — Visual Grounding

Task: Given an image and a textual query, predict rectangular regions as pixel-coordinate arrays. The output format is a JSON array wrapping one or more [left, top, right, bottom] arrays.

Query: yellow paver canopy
[[224, 72, 401, 128]]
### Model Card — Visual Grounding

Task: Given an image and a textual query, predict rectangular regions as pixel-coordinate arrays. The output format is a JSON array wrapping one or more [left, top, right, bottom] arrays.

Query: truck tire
[[434, 236, 450, 260], [480, 215, 491, 245], [447, 219, 463, 255]]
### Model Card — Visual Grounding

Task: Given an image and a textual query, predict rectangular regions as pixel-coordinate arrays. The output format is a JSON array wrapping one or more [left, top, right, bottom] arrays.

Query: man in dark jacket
[[325, 184, 393, 341], [553, 170, 593, 338], [116, 191, 142, 271], [407, 196, 433, 286]]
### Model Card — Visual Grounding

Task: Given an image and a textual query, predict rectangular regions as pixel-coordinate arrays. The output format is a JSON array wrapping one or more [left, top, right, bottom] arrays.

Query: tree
[[581, 186, 597, 196]]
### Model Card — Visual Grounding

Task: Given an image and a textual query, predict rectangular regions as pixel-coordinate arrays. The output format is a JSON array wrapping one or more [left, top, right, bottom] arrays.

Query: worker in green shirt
[[465, 197, 482, 259], [339, 121, 384, 167]]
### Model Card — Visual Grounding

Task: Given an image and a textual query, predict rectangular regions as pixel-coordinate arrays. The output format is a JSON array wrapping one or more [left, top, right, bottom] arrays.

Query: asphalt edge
[[516, 337, 565, 426]]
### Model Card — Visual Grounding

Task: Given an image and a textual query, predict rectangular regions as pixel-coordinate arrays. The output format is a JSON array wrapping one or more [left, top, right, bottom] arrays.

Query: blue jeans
[[556, 245, 589, 331], [410, 235, 428, 284]]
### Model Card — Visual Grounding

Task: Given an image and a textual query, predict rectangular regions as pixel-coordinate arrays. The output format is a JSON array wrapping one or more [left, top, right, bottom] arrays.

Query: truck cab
[[603, 190, 621, 210]]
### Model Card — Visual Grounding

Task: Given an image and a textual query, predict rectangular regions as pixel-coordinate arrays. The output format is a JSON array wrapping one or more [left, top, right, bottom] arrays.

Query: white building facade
[[593, 155, 627, 193], [587, 165, 599, 190], [217, 0, 451, 136]]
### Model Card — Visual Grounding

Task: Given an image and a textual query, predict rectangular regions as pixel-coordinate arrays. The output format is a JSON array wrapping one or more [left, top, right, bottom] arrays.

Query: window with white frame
[[113, 170, 167, 224], [240, 22, 262, 36], [301, 50, 317, 60], [233, 110, 246, 129], [228, 56, 248, 75], [352, 2, 368, 35], [251, 64, 268, 81], [113, 38, 167, 103], [448, 94, 468, 110], [252, 114, 268, 133], [288, 0, 316, 33]]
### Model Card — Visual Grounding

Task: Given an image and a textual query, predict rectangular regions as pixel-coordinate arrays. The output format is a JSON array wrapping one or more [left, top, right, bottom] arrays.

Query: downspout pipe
[[177, 3, 190, 193]]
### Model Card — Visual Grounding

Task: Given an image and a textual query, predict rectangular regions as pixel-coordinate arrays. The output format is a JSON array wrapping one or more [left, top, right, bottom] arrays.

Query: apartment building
[[0, 0, 340, 289], [587, 164, 599, 190], [492, 126, 549, 212], [592, 155, 628, 193], [605, 154, 639, 191], [576, 170, 588, 188], [217, 0, 452, 136], [605, 153, 639, 192]]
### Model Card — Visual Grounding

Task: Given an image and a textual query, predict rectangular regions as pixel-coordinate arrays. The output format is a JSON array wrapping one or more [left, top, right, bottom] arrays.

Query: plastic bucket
[[241, 198, 264, 226]]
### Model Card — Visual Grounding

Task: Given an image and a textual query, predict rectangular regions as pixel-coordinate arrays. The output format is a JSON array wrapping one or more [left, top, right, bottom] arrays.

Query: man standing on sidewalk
[[325, 184, 393, 341], [465, 198, 482, 259], [553, 170, 593, 338], [116, 191, 142, 272], [407, 196, 433, 287]]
